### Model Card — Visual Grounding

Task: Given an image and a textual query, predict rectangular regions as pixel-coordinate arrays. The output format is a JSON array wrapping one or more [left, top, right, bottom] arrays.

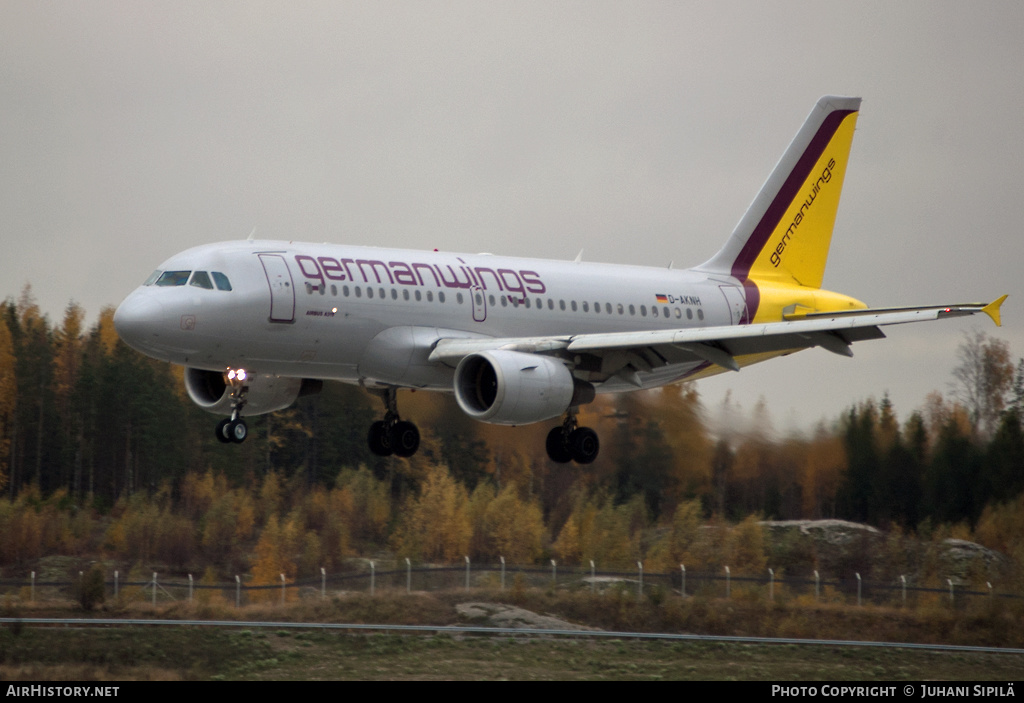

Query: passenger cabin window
[[155, 271, 190, 287], [189, 271, 214, 289]]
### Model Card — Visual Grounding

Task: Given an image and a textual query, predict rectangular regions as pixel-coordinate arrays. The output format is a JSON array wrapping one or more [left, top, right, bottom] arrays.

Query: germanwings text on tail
[[114, 96, 1006, 464]]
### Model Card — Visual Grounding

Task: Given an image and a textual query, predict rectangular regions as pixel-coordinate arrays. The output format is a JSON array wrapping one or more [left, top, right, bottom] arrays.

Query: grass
[[2, 588, 1023, 680], [2, 628, 1023, 681]]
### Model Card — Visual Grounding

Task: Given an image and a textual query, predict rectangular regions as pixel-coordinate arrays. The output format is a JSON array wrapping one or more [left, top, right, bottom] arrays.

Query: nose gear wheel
[[214, 371, 250, 444]]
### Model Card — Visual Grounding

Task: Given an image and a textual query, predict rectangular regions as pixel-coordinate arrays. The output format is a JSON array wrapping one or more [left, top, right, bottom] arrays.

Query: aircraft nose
[[113, 291, 164, 350]]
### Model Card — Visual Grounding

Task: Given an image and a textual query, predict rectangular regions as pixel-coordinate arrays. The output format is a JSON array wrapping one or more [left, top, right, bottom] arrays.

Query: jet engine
[[184, 367, 322, 416], [453, 350, 593, 425]]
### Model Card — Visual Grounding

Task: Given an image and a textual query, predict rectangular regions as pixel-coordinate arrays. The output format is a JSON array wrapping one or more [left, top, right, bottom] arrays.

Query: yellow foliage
[[181, 471, 228, 520], [467, 483, 496, 559], [104, 495, 159, 562], [52, 302, 84, 419], [0, 315, 15, 494], [553, 493, 640, 569], [233, 491, 256, 542], [392, 463, 471, 563], [727, 514, 768, 575], [249, 514, 297, 603], [95, 306, 120, 357], [483, 484, 545, 564], [801, 430, 846, 518], [197, 566, 226, 606], [552, 515, 581, 564], [259, 471, 283, 523], [645, 499, 702, 572]]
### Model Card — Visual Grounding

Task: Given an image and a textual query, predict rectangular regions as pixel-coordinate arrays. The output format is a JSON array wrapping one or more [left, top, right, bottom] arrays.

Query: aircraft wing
[[428, 297, 1006, 382]]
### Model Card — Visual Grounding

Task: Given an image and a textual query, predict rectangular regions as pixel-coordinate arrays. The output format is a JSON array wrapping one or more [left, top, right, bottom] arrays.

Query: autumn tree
[[951, 330, 1014, 438], [481, 483, 545, 563], [0, 314, 15, 494], [391, 463, 471, 562], [645, 498, 703, 572], [52, 303, 84, 494], [800, 425, 845, 519], [250, 514, 298, 602], [553, 492, 640, 569]]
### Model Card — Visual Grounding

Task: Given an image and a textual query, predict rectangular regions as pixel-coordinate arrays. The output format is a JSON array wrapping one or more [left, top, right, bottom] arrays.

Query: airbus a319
[[114, 96, 1006, 464]]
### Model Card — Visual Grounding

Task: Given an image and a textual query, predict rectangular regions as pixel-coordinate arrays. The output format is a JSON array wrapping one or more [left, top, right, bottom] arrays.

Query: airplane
[[114, 96, 1006, 464]]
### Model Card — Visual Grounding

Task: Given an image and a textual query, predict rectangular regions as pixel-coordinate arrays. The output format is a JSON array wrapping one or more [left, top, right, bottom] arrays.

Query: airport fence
[[1, 560, 1020, 611]]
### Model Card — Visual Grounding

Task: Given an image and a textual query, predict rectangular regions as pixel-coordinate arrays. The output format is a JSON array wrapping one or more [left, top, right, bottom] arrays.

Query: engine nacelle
[[184, 367, 322, 416], [453, 350, 592, 426]]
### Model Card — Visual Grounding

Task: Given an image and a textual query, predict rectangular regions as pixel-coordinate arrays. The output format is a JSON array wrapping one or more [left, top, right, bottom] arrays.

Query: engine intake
[[453, 350, 592, 425], [184, 367, 321, 416]]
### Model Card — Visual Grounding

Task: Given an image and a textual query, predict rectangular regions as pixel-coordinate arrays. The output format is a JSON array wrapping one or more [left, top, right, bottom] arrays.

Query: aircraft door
[[471, 285, 487, 322], [259, 254, 296, 323], [719, 285, 749, 325]]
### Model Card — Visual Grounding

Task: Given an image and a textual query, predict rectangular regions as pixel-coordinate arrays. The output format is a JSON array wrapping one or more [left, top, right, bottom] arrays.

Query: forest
[[1, 284, 1024, 585]]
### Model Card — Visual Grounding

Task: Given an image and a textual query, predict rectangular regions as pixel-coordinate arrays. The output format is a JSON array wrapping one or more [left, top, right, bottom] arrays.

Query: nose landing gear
[[367, 387, 421, 458], [545, 409, 599, 464], [215, 369, 249, 444]]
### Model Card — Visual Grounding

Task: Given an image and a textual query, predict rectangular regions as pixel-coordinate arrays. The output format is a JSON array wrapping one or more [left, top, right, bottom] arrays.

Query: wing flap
[[429, 299, 1004, 372]]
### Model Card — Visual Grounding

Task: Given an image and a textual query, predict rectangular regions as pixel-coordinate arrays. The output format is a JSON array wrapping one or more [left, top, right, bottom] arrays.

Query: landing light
[[227, 368, 247, 382]]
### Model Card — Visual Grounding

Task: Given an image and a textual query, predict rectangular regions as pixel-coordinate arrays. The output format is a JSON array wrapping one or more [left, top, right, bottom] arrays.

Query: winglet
[[982, 295, 1008, 327]]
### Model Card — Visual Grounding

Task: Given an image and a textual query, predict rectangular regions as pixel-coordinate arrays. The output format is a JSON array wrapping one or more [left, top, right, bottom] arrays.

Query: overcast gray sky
[[3, 1, 1023, 431]]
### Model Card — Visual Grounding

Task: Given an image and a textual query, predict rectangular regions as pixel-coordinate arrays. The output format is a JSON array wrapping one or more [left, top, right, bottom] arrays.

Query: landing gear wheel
[[367, 420, 393, 457], [367, 387, 422, 458], [391, 421, 420, 458], [216, 418, 233, 444], [545, 426, 572, 463], [228, 419, 248, 444], [569, 427, 599, 464], [214, 368, 250, 447]]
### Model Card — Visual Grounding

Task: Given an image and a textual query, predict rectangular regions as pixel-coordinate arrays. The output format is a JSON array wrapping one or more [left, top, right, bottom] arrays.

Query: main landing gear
[[545, 410, 599, 465], [367, 387, 421, 458], [215, 369, 249, 444]]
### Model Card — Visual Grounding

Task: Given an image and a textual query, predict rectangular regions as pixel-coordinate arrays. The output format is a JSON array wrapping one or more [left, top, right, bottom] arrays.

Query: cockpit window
[[155, 270, 191, 287], [189, 271, 214, 289], [144, 271, 161, 286], [211, 271, 232, 291]]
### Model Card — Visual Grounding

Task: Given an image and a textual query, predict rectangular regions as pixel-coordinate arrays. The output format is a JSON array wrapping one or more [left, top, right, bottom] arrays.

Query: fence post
[[30, 571, 35, 603], [856, 573, 862, 607], [322, 567, 326, 600], [464, 556, 470, 591], [769, 568, 774, 603], [814, 570, 820, 602], [725, 566, 730, 599], [152, 573, 157, 607], [637, 561, 643, 601], [901, 575, 906, 607], [114, 570, 119, 599], [680, 564, 685, 598], [406, 559, 411, 595], [280, 573, 286, 605], [500, 556, 505, 591], [590, 560, 595, 594], [235, 575, 240, 608], [948, 579, 954, 606], [188, 574, 193, 604], [370, 561, 376, 597], [551, 559, 557, 586]]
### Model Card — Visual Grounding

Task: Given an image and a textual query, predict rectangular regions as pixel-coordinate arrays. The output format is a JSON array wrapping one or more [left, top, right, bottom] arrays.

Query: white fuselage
[[114, 240, 746, 392]]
